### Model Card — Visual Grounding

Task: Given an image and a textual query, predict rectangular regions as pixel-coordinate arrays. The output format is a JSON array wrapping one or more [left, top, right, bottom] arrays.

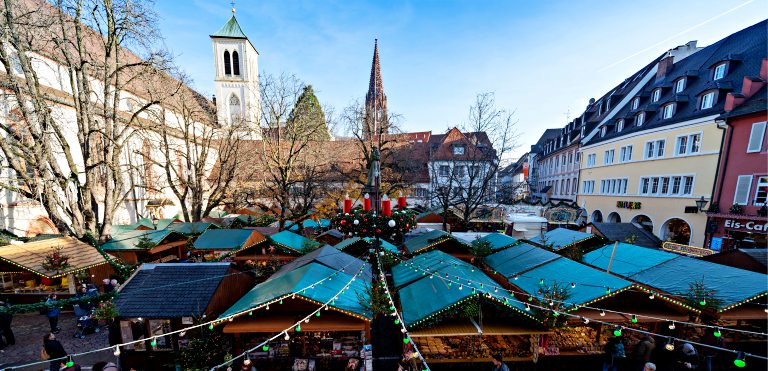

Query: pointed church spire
[[365, 39, 388, 139]]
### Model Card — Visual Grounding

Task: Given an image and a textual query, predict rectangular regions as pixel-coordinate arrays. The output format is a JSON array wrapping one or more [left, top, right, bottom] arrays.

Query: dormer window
[[713, 63, 727, 80], [651, 88, 662, 103], [631, 97, 640, 110], [617, 119, 624, 132], [453, 145, 465, 155], [598, 101, 603, 116], [635, 112, 645, 126], [662, 103, 675, 119], [600, 126, 607, 137], [700, 91, 716, 110], [580, 126, 585, 137], [675, 78, 686, 93]]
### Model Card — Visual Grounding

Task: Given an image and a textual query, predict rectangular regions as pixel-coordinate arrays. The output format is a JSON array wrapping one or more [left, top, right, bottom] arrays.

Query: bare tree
[[0, 0, 176, 239], [430, 93, 517, 229], [151, 74, 246, 222], [258, 73, 333, 230]]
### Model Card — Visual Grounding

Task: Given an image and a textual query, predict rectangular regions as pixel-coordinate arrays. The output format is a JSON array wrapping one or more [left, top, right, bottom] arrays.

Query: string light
[[734, 352, 746, 368], [668, 321, 676, 330], [714, 328, 721, 338], [284, 332, 290, 341], [631, 314, 638, 323], [600, 310, 606, 317], [613, 326, 622, 337], [113, 346, 121, 356], [665, 337, 675, 351]]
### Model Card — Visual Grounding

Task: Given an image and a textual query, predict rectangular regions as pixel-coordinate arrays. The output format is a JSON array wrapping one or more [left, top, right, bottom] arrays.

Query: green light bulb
[[208, 324, 214, 330], [295, 325, 301, 332], [262, 345, 269, 351], [714, 330, 721, 338], [403, 338, 409, 344], [150, 340, 157, 347], [699, 299, 707, 306], [66, 361, 74, 367], [394, 319, 400, 324], [734, 359, 746, 368], [316, 312, 321, 317]]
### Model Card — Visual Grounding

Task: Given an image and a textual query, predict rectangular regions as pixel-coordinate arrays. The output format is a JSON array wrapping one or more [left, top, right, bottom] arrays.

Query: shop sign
[[662, 242, 715, 257], [545, 206, 579, 224], [710, 237, 723, 252], [616, 201, 641, 210], [724, 219, 768, 233]]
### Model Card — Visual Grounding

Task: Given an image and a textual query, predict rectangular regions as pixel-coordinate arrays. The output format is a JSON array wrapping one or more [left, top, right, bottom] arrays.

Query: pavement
[[0, 312, 115, 370]]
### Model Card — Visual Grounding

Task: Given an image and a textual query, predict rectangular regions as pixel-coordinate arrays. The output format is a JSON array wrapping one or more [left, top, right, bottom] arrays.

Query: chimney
[[656, 53, 674, 80], [724, 58, 768, 112], [657, 41, 701, 80]]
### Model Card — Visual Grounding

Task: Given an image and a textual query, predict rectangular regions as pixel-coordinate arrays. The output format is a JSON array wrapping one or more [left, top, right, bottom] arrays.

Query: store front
[[661, 218, 691, 245], [706, 214, 768, 251]]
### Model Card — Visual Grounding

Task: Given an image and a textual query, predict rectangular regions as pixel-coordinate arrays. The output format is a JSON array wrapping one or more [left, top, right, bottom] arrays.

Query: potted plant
[[729, 203, 744, 215], [92, 300, 119, 326]]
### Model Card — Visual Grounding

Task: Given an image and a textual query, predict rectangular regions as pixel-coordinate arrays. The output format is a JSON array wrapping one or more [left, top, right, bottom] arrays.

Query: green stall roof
[[333, 237, 363, 251], [111, 218, 155, 235], [484, 243, 561, 278], [272, 245, 372, 282], [478, 233, 519, 251], [192, 229, 264, 250], [403, 230, 455, 254], [286, 219, 331, 231], [529, 228, 597, 251], [167, 222, 217, 236], [219, 262, 371, 319], [333, 237, 399, 254], [101, 230, 183, 251], [511, 258, 634, 309], [629, 257, 768, 311], [394, 251, 527, 326], [270, 230, 320, 253], [362, 237, 400, 254], [583, 243, 680, 277], [154, 218, 180, 231]]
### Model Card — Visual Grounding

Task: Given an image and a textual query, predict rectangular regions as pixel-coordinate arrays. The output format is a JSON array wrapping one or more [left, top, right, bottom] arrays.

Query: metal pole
[[606, 241, 619, 273]]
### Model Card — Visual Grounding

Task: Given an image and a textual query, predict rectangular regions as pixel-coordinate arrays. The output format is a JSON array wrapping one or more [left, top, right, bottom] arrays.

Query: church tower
[[364, 39, 388, 139], [210, 9, 260, 136]]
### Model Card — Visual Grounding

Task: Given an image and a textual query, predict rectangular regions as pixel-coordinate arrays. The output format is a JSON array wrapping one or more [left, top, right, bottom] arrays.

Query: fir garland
[[331, 208, 416, 239], [0, 291, 117, 315]]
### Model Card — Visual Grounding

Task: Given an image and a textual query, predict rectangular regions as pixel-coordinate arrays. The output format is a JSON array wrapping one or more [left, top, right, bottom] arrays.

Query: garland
[[332, 208, 416, 239], [0, 291, 117, 315]]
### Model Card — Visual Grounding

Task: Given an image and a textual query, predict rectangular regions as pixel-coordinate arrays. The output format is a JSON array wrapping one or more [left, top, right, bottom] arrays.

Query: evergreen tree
[[289, 85, 330, 141]]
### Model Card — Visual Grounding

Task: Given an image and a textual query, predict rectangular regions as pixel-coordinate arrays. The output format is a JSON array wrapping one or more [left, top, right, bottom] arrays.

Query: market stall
[[0, 236, 112, 297], [528, 227, 601, 252], [403, 230, 472, 260], [100, 229, 189, 264], [333, 236, 400, 257], [191, 228, 267, 261], [269, 230, 322, 255]]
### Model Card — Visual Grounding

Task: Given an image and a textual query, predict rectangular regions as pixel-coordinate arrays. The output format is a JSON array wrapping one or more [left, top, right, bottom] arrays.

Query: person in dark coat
[[46, 293, 62, 333], [675, 343, 699, 370], [0, 297, 14, 347], [43, 333, 67, 371], [701, 328, 725, 371], [633, 336, 656, 370], [491, 353, 510, 371]]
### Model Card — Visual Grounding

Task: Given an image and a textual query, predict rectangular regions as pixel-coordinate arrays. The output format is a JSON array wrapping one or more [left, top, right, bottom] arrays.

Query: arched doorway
[[631, 215, 653, 233], [26, 217, 58, 237], [591, 210, 603, 223], [662, 218, 691, 245], [607, 212, 622, 223]]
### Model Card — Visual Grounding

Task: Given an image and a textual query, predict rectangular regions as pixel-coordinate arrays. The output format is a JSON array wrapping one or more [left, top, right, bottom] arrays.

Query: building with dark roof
[[705, 59, 767, 252], [114, 263, 254, 368], [582, 222, 662, 249], [577, 20, 767, 248]]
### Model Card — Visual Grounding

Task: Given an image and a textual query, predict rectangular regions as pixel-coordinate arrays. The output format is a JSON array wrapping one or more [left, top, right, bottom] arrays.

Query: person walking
[[675, 343, 699, 370], [603, 336, 626, 371], [633, 336, 656, 370], [701, 328, 725, 371], [43, 333, 67, 371], [46, 293, 62, 333], [491, 354, 510, 371], [0, 297, 14, 348]]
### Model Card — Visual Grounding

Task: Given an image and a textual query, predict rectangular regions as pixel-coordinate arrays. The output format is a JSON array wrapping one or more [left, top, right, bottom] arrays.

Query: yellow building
[[576, 21, 766, 248]]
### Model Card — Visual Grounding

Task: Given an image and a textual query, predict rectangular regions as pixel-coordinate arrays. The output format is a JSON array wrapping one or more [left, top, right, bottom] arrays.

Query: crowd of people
[[602, 330, 727, 371]]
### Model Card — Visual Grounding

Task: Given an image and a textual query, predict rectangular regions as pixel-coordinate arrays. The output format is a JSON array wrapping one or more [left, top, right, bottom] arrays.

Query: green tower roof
[[210, 15, 248, 39]]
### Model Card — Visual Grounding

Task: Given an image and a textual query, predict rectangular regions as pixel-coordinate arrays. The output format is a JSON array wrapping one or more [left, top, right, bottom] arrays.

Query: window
[[700, 91, 716, 109], [734, 175, 752, 205], [747, 122, 766, 153], [232, 51, 240, 75], [586, 153, 596, 167], [572, 178, 578, 194], [713, 63, 727, 80], [565, 179, 571, 195], [617, 119, 624, 132], [580, 126, 585, 137], [455, 166, 466, 178], [453, 145, 465, 155], [600, 126, 607, 137], [619, 145, 632, 162], [755, 176, 768, 205], [644, 140, 665, 159], [639, 175, 694, 196], [603, 149, 615, 165], [469, 165, 480, 177], [148, 319, 172, 350], [223, 51, 231, 75], [415, 188, 428, 197], [662, 103, 675, 119], [635, 112, 645, 126], [651, 88, 661, 102], [676, 133, 701, 155], [439, 165, 449, 177], [599, 178, 628, 195], [631, 97, 640, 110], [582, 180, 595, 194], [228, 94, 241, 123], [568, 153, 573, 164], [675, 78, 686, 93]]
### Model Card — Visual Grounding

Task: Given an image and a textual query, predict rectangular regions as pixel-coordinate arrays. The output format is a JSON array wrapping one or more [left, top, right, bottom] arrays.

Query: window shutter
[[734, 175, 753, 205], [747, 122, 766, 153]]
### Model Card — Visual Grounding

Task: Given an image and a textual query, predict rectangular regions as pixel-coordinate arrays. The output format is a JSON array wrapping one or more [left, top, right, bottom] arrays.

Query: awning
[[513, 226, 528, 232], [223, 314, 367, 333], [410, 319, 480, 337]]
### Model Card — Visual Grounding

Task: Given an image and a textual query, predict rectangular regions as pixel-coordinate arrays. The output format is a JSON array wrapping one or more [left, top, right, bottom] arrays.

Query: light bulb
[[266, 304, 270, 310], [180, 331, 186, 337], [284, 332, 290, 340], [713, 328, 721, 338], [583, 317, 590, 324], [665, 338, 675, 351], [525, 304, 531, 311], [668, 321, 676, 330], [649, 294, 655, 300], [571, 282, 576, 288], [600, 310, 605, 317], [114, 346, 121, 356], [631, 314, 638, 323], [734, 351, 746, 368]]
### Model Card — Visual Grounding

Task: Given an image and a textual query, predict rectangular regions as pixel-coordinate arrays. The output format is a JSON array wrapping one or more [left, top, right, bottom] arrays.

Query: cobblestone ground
[[0, 312, 115, 370]]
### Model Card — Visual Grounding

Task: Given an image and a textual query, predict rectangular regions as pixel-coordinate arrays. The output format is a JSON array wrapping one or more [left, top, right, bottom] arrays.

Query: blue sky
[[154, 0, 766, 158]]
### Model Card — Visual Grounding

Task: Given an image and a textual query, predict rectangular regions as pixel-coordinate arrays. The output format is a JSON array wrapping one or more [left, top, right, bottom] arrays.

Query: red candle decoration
[[398, 191, 407, 208], [381, 195, 391, 216], [343, 193, 352, 214], [363, 193, 371, 211]]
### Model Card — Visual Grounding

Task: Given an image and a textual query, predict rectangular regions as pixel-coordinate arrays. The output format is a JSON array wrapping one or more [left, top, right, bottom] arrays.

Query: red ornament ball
[[376, 229, 382, 234], [340, 220, 347, 225]]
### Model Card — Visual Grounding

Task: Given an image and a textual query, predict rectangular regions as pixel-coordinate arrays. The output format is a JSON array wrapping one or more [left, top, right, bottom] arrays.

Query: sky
[[154, 0, 767, 159]]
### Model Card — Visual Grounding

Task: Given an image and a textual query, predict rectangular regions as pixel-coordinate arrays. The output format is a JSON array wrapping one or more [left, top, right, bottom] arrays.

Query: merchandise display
[[416, 335, 531, 360]]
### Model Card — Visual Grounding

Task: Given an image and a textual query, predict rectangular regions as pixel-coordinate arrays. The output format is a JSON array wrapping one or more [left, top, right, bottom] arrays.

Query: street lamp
[[695, 196, 709, 212]]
